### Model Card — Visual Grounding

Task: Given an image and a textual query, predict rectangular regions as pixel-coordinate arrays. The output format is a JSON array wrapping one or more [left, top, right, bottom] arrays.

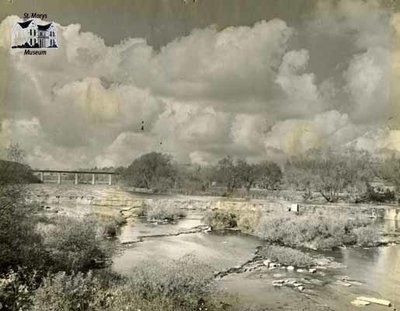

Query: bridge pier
[[91, 173, 95, 185], [108, 174, 112, 185], [57, 172, 61, 184], [74, 173, 78, 185], [40, 172, 44, 182]]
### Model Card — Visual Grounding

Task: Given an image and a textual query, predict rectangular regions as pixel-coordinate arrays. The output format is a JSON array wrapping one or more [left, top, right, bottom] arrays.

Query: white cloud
[[0, 4, 397, 167]]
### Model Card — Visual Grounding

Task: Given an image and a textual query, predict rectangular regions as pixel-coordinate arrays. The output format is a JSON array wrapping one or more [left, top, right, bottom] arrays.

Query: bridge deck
[[32, 169, 118, 175]]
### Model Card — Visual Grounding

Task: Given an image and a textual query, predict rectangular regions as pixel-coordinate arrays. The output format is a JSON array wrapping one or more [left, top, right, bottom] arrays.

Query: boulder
[[351, 300, 370, 307], [356, 296, 391, 307]]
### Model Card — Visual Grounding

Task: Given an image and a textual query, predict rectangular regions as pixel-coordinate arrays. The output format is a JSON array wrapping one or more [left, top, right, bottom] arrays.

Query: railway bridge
[[31, 169, 117, 185]]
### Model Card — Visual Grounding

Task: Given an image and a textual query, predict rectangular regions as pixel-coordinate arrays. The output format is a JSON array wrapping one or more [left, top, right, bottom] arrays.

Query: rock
[[268, 266, 276, 270], [351, 300, 370, 307], [296, 269, 305, 273], [272, 279, 285, 284], [273, 273, 285, 278], [336, 280, 352, 287], [356, 296, 391, 307], [263, 260, 271, 266], [287, 266, 295, 271], [272, 280, 284, 287], [293, 282, 303, 287], [309, 268, 316, 273], [298, 286, 304, 292]]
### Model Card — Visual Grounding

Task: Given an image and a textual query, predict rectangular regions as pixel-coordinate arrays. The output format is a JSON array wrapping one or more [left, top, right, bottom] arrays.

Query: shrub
[[107, 256, 231, 311], [258, 245, 314, 267], [43, 217, 110, 273], [31, 256, 229, 311], [353, 226, 380, 246], [0, 269, 40, 311], [256, 211, 375, 250], [129, 255, 214, 306], [236, 210, 261, 234], [32, 271, 105, 311], [99, 214, 127, 238], [0, 194, 48, 274], [145, 202, 187, 222], [203, 210, 237, 230]]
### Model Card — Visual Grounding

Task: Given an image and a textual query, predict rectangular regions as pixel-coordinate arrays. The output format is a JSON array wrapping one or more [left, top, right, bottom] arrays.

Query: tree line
[[120, 149, 400, 202]]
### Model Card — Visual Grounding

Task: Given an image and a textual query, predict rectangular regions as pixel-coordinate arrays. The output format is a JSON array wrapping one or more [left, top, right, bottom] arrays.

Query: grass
[[144, 202, 187, 222], [42, 217, 111, 273], [353, 226, 380, 246], [258, 245, 314, 267], [202, 208, 261, 233], [203, 210, 238, 230], [256, 210, 378, 250], [31, 256, 231, 311]]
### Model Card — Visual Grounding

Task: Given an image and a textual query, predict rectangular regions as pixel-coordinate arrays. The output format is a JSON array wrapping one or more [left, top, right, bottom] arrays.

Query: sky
[[0, 0, 400, 169]]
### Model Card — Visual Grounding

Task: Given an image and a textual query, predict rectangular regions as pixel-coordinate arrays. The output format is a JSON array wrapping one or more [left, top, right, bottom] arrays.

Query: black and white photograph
[[0, 0, 399, 310]]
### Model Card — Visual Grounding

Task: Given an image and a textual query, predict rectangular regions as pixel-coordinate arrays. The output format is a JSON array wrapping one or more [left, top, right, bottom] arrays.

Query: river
[[27, 184, 399, 310], [113, 212, 400, 310]]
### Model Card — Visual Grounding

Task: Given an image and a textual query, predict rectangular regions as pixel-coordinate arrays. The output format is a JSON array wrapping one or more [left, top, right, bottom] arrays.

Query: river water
[[113, 212, 400, 310], [27, 184, 399, 310]]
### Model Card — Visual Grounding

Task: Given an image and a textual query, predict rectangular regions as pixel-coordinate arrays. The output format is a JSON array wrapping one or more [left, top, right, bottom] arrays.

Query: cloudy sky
[[0, 0, 400, 169]]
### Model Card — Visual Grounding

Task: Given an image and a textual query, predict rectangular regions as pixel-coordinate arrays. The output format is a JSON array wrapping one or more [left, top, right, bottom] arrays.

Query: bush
[[0, 269, 40, 311], [98, 214, 127, 238], [256, 211, 375, 250], [32, 271, 105, 311], [203, 210, 237, 230], [258, 245, 314, 267], [125, 255, 229, 311], [32, 256, 229, 311], [353, 226, 380, 246], [43, 217, 110, 273], [145, 202, 187, 222], [236, 210, 261, 234], [0, 193, 48, 274]]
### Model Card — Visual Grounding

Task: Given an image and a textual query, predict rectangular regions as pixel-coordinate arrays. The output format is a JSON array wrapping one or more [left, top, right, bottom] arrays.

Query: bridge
[[32, 169, 118, 185]]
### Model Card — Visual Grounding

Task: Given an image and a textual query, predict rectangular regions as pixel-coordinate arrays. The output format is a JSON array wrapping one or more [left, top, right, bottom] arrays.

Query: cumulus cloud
[[0, 1, 398, 168]]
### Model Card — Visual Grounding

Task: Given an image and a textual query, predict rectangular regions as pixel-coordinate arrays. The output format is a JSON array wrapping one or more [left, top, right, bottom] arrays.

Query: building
[[11, 19, 57, 49]]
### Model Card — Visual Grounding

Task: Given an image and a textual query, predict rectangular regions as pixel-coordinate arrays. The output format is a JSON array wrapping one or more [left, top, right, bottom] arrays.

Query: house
[[12, 19, 57, 49]]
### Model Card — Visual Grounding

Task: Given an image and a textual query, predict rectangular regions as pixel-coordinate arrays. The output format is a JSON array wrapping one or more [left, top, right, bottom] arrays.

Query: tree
[[256, 161, 282, 190], [214, 156, 240, 195], [284, 149, 373, 202], [379, 156, 400, 190], [215, 158, 283, 195], [235, 159, 257, 192], [123, 152, 177, 192], [175, 164, 215, 194]]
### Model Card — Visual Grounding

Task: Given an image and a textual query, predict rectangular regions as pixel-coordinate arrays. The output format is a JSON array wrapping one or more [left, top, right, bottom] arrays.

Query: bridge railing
[[31, 170, 118, 185]]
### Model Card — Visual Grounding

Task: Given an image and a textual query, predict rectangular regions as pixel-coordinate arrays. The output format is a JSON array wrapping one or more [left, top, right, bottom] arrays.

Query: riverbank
[[25, 184, 400, 310]]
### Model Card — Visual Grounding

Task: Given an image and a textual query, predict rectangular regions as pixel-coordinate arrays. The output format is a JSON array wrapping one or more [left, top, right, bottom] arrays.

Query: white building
[[12, 19, 57, 49]]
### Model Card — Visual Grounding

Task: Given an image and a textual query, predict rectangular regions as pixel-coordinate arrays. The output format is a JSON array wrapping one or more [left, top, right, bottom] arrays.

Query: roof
[[17, 19, 33, 29], [38, 23, 52, 31]]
